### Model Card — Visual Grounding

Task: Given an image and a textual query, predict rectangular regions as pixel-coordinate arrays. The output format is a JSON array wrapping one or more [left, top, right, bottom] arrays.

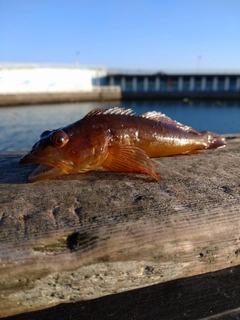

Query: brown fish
[[19, 107, 226, 182]]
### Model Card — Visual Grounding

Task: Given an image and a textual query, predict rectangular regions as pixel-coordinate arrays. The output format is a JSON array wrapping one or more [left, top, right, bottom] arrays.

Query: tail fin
[[201, 131, 227, 149]]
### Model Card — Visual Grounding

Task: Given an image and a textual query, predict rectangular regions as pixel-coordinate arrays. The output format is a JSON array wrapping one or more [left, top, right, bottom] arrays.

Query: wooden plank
[[4, 264, 240, 320], [0, 135, 240, 317]]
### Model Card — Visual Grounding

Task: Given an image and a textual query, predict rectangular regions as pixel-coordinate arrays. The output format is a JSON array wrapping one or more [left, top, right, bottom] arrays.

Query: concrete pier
[[0, 87, 121, 106], [1, 65, 240, 105]]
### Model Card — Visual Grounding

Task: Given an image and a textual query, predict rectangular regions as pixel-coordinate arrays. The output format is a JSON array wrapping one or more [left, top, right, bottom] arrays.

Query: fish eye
[[51, 130, 69, 148], [40, 130, 51, 138]]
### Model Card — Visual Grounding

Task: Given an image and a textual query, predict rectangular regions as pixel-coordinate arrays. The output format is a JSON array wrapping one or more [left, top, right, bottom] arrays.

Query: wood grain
[[0, 135, 239, 317], [5, 264, 240, 320]]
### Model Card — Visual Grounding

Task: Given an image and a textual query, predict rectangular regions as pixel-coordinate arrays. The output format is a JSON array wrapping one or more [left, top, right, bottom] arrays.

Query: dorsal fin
[[139, 111, 200, 135], [85, 107, 135, 118], [85, 108, 200, 135]]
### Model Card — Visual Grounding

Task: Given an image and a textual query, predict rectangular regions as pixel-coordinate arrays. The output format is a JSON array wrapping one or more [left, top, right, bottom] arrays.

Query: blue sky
[[0, 0, 240, 71]]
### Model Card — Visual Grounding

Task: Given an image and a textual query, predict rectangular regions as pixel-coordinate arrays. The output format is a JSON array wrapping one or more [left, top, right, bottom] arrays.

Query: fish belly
[[137, 134, 206, 157]]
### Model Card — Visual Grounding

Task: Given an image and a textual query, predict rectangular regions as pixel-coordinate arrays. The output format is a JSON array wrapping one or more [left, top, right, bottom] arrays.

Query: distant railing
[[0, 63, 107, 71], [2, 63, 240, 75]]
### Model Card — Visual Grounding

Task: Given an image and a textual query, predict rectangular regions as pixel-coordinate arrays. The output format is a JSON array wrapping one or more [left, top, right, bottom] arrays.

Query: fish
[[19, 107, 226, 182]]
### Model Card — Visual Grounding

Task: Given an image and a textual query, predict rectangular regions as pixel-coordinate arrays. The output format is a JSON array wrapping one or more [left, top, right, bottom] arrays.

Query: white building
[[0, 64, 107, 94]]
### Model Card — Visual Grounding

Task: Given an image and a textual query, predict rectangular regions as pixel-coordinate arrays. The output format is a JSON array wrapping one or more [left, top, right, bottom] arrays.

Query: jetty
[[0, 134, 240, 318], [0, 64, 240, 105]]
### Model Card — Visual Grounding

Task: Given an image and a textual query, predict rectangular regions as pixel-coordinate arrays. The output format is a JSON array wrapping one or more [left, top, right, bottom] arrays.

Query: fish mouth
[[19, 154, 73, 182]]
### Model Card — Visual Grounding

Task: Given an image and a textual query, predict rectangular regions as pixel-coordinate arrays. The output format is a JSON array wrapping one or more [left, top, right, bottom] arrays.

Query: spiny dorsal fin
[[85, 108, 200, 135], [139, 111, 200, 135], [85, 107, 135, 118]]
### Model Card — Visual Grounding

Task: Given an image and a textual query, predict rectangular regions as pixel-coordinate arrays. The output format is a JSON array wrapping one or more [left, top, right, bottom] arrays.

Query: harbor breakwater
[[0, 87, 121, 106], [2, 90, 240, 106], [1, 64, 240, 105]]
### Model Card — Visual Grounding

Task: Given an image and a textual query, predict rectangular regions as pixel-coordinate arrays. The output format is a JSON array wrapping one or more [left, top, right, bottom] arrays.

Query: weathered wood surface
[[5, 264, 240, 320], [0, 135, 240, 317]]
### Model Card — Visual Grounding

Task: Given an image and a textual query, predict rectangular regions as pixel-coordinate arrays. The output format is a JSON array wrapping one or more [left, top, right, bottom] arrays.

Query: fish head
[[19, 126, 109, 182]]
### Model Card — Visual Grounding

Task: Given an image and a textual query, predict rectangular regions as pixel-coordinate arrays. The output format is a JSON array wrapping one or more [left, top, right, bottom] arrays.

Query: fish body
[[19, 107, 226, 182]]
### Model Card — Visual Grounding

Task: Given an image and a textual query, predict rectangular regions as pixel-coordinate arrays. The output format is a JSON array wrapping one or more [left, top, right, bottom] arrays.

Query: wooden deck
[[0, 134, 240, 318]]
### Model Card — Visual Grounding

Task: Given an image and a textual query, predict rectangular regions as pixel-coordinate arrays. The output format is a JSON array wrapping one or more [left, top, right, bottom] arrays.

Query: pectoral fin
[[102, 145, 160, 181]]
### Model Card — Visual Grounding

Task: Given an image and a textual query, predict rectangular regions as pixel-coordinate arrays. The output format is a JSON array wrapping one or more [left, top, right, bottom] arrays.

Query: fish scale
[[19, 108, 226, 182]]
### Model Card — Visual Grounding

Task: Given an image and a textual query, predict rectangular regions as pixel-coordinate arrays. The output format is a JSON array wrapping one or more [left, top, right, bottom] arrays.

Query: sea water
[[0, 100, 239, 151]]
